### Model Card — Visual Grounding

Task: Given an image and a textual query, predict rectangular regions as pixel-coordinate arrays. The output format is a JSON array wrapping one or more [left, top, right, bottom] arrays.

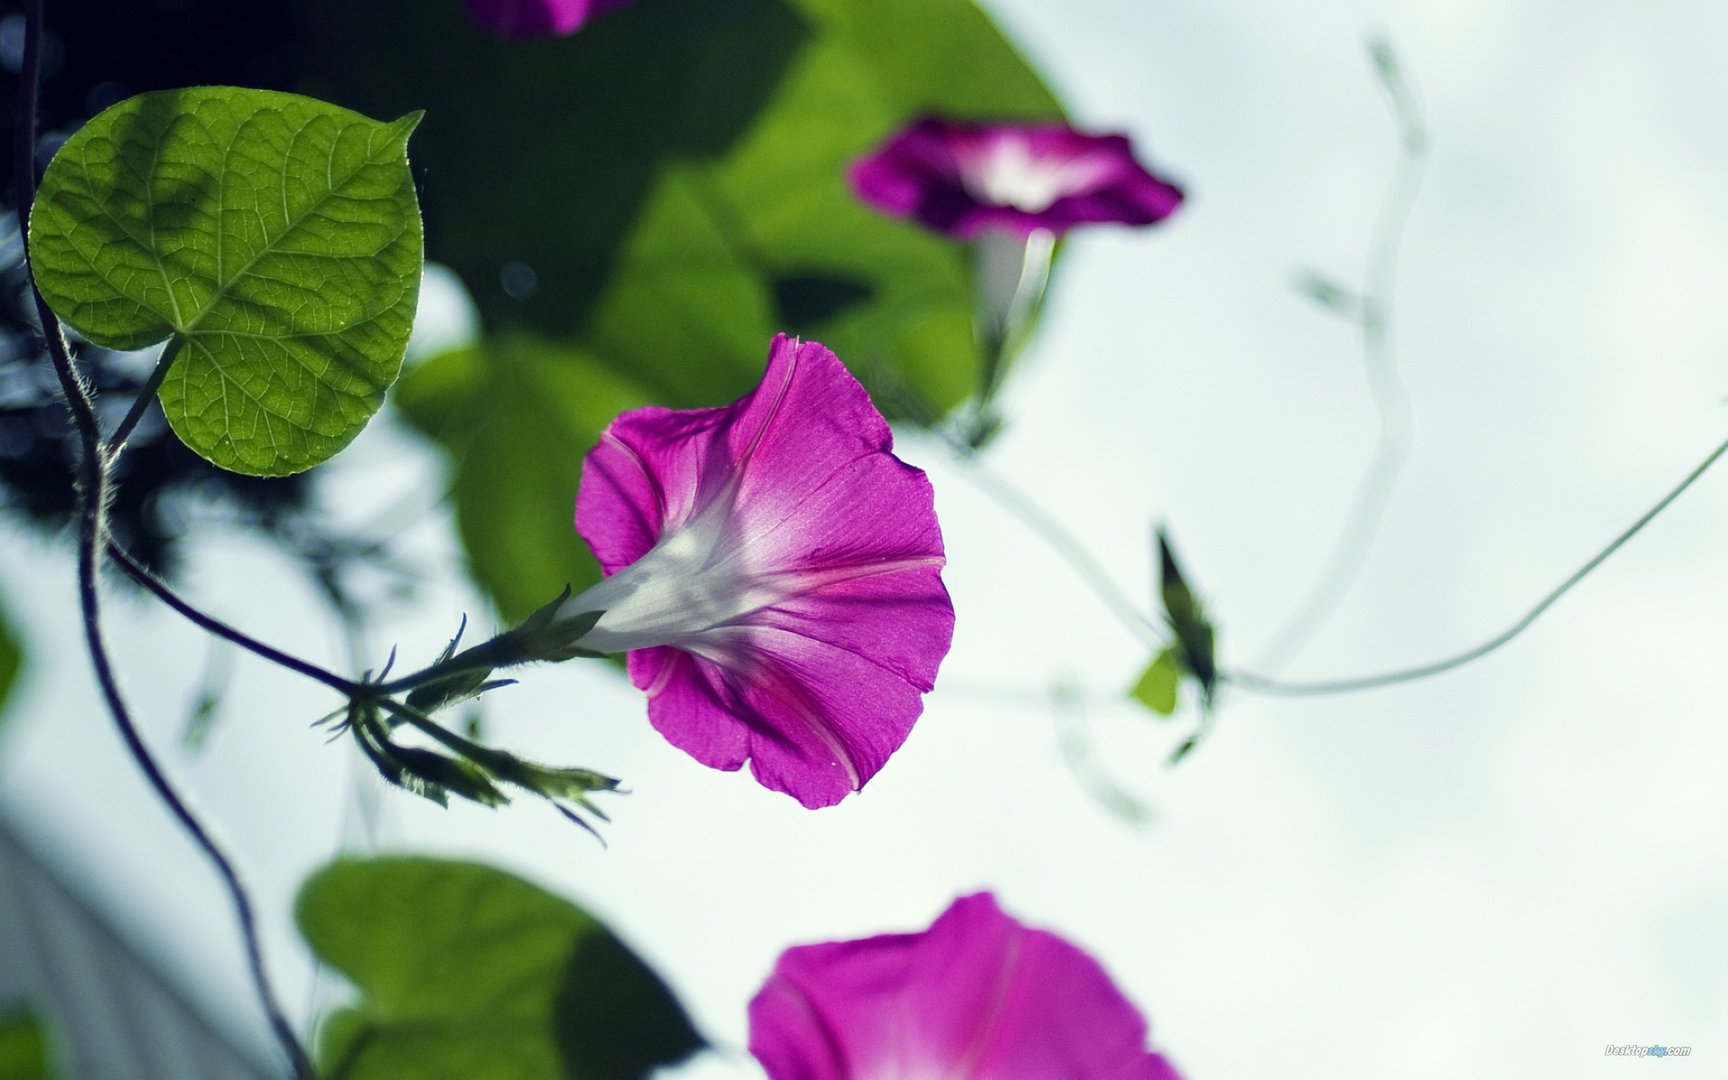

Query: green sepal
[[506, 588, 607, 662], [405, 670, 512, 715], [352, 705, 509, 809], [390, 745, 511, 809], [1157, 527, 1219, 707], [375, 698, 621, 831], [1128, 645, 1183, 717]]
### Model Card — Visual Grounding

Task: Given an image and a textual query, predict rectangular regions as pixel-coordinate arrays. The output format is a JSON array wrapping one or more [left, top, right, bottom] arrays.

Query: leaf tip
[[390, 110, 427, 142]]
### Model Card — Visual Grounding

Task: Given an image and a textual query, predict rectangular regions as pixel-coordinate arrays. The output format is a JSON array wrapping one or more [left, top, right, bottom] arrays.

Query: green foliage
[[342, 692, 619, 833], [298, 857, 702, 1080], [0, 591, 19, 726], [0, 1009, 49, 1080], [28, 87, 423, 476], [1157, 529, 1218, 707], [180, 643, 233, 751], [395, 337, 658, 617], [299, 0, 1061, 617], [1129, 646, 1183, 716]]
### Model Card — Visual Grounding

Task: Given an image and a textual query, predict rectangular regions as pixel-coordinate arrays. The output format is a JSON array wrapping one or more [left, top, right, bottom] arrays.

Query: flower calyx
[[322, 615, 622, 837], [495, 586, 608, 663]]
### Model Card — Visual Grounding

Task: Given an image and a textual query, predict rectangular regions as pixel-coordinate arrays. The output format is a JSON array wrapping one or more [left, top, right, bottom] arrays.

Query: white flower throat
[[966, 138, 1087, 212], [557, 487, 781, 655]]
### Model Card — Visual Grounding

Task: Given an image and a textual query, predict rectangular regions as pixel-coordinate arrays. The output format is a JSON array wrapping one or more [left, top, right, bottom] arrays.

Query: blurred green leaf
[[393, 337, 656, 617], [28, 87, 423, 476], [304, 0, 1060, 617], [1293, 269, 1361, 318], [1128, 646, 1182, 716], [0, 592, 19, 725], [1157, 528, 1218, 707], [0, 1009, 49, 1080], [180, 642, 233, 751], [1168, 733, 1202, 767], [298, 857, 702, 1080]]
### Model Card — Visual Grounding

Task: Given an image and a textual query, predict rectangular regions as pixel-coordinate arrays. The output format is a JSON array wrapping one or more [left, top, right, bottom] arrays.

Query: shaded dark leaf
[[298, 858, 703, 1080]]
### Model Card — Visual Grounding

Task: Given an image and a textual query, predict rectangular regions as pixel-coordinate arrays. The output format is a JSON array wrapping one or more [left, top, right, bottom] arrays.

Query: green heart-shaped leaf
[[297, 857, 703, 1080], [28, 87, 423, 476]]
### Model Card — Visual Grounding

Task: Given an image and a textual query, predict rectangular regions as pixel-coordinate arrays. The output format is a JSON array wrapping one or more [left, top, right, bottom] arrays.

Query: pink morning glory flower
[[849, 117, 1185, 240], [464, 0, 633, 38], [555, 335, 954, 808], [748, 893, 1185, 1080]]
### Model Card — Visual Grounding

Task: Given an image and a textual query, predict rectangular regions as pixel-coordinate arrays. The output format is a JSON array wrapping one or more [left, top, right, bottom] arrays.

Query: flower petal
[[631, 618, 928, 808], [748, 894, 1183, 1080], [577, 403, 734, 575], [627, 646, 750, 771], [850, 117, 1184, 240], [463, 0, 632, 39], [577, 336, 954, 806]]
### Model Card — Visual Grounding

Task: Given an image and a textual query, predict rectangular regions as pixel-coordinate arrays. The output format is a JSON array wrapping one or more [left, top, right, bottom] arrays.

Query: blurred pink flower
[[850, 117, 1184, 240], [464, 0, 633, 38], [559, 335, 953, 808], [749, 893, 1184, 1080]]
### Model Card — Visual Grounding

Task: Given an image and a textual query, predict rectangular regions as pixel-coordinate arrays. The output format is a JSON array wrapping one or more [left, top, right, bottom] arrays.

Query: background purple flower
[[749, 892, 1184, 1080], [571, 335, 954, 808], [850, 117, 1184, 240], [463, 0, 634, 38]]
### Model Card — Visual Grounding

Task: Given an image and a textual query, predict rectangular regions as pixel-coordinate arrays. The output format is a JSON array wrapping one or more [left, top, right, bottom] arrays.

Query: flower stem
[[946, 440, 1163, 652], [103, 335, 183, 457], [106, 541, 360, 697], [371, 642, 510, 695], [1051, 682, 1152, 825], [108, 536, 538, 707], [1251, 34, 1427, 673], [12, 4, 310, 1074], [1227, 432, 1728, 697], [963, 228, 1055, 447]]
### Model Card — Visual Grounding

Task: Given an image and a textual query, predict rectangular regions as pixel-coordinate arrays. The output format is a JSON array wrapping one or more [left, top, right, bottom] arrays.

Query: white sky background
[[2, 0, 1726, 1076]]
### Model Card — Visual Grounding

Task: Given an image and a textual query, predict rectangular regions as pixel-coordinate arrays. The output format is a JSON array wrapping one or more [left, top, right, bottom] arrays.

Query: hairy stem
[[107, 542, 359, 697], [13, 4, 311, 1074], [103, 335, 182, 456], [110, 533, 538, 702]]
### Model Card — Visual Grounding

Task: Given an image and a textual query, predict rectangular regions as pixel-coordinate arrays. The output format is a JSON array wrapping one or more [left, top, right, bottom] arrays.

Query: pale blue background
[[2, 0, 1724, 1075]]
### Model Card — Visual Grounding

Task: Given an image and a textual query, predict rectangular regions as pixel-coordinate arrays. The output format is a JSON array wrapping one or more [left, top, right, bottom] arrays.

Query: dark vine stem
[[107, 542, 360, 697], [109, 536, 551, 701], [12, 3, 312, 1075], [1227, 432, 1728, 697]]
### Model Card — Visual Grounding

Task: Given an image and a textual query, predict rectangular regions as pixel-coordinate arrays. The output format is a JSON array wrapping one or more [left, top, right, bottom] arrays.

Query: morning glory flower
[[748, 893, 1185, 1080], [464, 0, 633, 38], [850, 118, 1183, 446], [849, 117, 1185, 240], [553, 335, 953, 808]]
